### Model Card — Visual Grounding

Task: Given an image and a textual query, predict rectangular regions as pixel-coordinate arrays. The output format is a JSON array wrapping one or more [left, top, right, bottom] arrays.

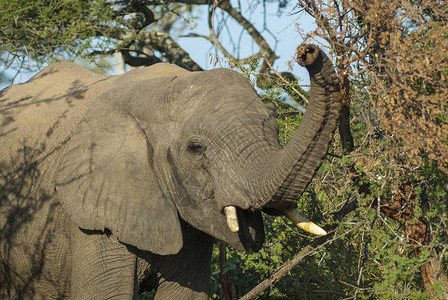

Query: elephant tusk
[[283, 208, 327, 236], [224, 206, 239, 232]]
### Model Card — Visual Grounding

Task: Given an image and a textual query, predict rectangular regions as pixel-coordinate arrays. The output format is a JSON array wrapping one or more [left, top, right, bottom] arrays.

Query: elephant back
[[0, 63, 108, 172]]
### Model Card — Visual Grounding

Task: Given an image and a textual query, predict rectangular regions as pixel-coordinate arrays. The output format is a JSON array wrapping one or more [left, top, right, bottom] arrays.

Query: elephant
[[0, 44, 341, 299]]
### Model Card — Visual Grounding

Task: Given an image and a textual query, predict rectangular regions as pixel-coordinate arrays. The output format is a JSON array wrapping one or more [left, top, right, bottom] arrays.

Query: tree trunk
[[219, 241, 238, 300], [335, 51, 354, 154]]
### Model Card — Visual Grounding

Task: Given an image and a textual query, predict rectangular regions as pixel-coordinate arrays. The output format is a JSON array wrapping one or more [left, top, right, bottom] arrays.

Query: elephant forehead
[[206, 96, 272, 126], [173, 68, 254, 96], [182, 103, 269, 137], [168, 69, 278, 140]]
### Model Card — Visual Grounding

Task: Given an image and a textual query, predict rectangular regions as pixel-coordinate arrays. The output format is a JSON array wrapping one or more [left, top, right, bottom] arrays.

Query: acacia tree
[[292, 0, 448, 298]]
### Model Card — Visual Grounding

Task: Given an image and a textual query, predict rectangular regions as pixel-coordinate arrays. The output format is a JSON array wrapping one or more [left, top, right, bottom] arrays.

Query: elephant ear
[[55, 88, 183, 255]]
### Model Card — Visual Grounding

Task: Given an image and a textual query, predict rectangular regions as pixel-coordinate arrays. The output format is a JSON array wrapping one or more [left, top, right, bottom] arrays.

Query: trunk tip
[[296, 44, 320, 67]]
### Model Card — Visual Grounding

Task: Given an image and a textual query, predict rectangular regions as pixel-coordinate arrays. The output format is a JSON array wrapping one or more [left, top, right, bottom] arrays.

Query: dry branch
[[239, 245, 314, 300]]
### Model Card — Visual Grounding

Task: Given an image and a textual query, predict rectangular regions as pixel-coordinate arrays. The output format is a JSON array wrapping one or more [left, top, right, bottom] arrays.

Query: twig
[[263, 58, 309, 104], [332, 200, 358, 221]]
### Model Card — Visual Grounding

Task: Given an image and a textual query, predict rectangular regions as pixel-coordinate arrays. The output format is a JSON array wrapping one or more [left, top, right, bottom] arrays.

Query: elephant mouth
[[224, 206, 264, 251], [223, 205, 327, 250]]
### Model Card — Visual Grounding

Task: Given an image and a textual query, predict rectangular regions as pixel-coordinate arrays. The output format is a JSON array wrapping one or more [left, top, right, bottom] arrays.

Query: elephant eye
[[187, 141, 206, 154]]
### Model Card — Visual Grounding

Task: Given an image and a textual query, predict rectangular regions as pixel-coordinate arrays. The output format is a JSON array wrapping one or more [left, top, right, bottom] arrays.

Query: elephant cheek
[[166, 148, 264, 250]]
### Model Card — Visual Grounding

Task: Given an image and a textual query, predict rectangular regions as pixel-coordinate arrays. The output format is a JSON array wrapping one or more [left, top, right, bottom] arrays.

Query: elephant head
[[55, 44, 341, 255]]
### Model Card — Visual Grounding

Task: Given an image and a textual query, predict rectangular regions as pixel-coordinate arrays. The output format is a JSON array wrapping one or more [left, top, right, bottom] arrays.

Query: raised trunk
[[259, 45, 342, 211]]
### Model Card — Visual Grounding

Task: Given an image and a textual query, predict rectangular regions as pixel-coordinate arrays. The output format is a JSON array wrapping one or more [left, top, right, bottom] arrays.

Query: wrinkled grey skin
[[0, 45, 341, 299]]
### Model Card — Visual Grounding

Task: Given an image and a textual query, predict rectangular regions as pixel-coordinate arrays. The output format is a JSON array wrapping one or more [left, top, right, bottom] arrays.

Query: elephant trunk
[[256, 45, 342, 216]]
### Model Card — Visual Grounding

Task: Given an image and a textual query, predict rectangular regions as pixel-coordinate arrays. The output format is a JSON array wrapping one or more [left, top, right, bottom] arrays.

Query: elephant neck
[[136, 221, 214, 297]]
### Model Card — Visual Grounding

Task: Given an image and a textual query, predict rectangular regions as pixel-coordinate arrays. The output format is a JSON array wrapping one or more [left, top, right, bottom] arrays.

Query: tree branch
[[130, 0, 156, 29], [136, 30, 203, 71], [239, 245, 314, 300], [263, 57, 309, 106], [121, 49, 162, 66], [217, 1, 276, 60]]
